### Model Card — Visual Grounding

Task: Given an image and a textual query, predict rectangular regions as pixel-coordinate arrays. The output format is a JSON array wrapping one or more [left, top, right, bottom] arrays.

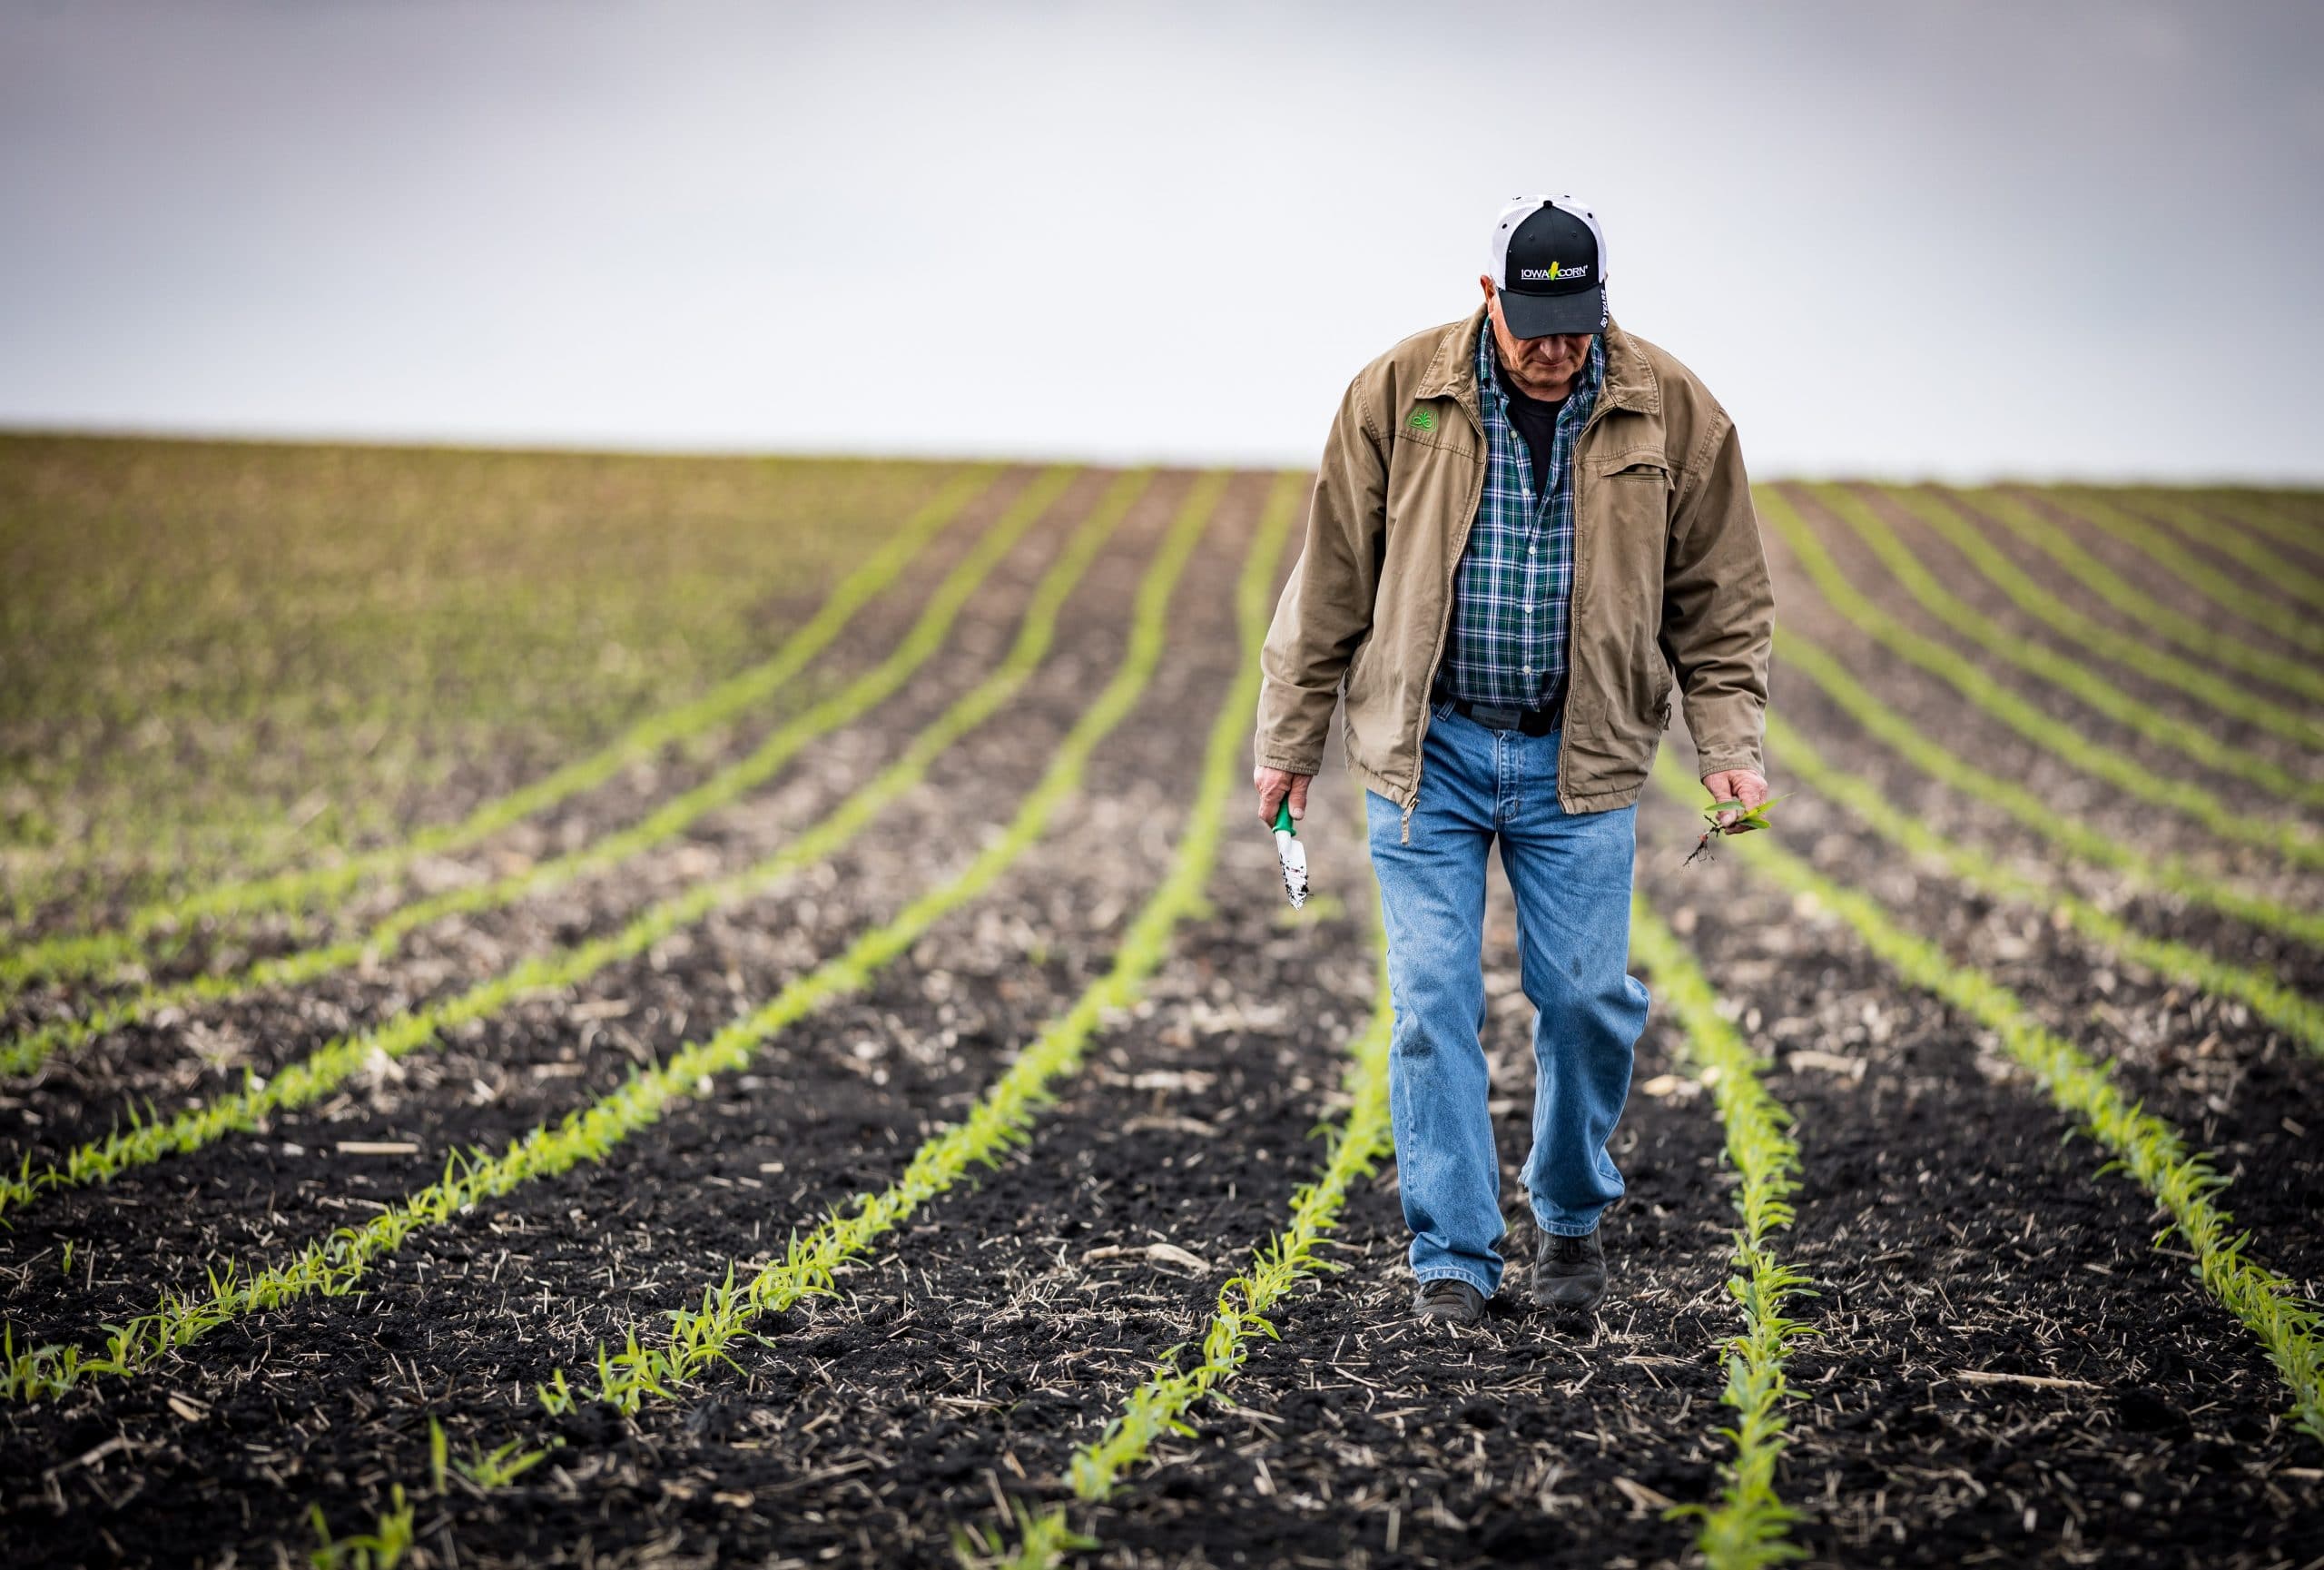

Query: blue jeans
[[1365, 701, 1649, 1297]]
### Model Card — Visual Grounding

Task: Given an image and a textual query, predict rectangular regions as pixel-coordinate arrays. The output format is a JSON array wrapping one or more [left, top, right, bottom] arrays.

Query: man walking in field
[[1254, 196, 1773, 1327]]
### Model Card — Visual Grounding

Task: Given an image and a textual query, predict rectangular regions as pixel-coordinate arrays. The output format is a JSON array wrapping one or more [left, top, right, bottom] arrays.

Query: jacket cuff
[[1694, 747, 1765, 779], [1256, 749, 1324, 776]]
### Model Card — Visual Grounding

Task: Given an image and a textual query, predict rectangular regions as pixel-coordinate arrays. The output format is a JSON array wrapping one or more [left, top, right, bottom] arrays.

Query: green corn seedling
[[3, 467, 1126, 1081], [1805, 483, 2324, 809], [1774, 627, 2324, 949], [1941, 489, 2324, 712], [1652, 753, 2324, 1445], [2053, 490, 2324, 659], [0, 466, 1011, 1003], [1880, 485, 2324, 746], [1767, 715, 2324, 1055], [575, 474, 1301, 1417], [0, 470, 1162, 1219], [1632, 894, 1813, 1567], [0, 471, 1238, 1401], [1755, 487, 2324, 873]]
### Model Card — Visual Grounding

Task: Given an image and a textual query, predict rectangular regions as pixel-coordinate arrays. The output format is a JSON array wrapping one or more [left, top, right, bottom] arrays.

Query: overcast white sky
[[3, 1, 2319, 480]]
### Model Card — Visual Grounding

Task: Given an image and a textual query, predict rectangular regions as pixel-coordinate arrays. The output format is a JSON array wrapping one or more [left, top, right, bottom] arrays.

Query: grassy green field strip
[[0, 471, 1191, 1225], [0, 469, 1141, 1082], [2050, 489, 2324, 659], [2128, 494, 2324, 608], [1766, 713, 2324, 1055], [1777, 629, 2324, 950], [575, 470, 1303, 1417], [1803, 483, 2324, 807], [0, 472, 1244, 1401], [990, 907, 1388, 1568], [1957, 489, 2324, 706], [2213, 494, 2324, 558], [1758, 488, 2324, 873], [1631, 894, 1811, 1570], [0, 464, 1015, 1001], [1649, 756, 2324, 1444], [1876, 487, 2324, 748]]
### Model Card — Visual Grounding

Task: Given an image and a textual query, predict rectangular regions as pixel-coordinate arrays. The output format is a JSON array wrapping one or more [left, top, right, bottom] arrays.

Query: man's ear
[[1478, 274, 1496, 304]]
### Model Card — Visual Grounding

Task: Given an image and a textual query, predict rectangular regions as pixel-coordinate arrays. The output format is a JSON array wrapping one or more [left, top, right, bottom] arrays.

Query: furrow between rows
[[995, 899, 1394, 1570], [1651, 753, 2324, 1444], [1799, 483, 2324, 807], [1956, 489, 2324, 706], [0, 470, 1153, 1221], [0, 466, 1010, 1002], [1869, 485, 2324, 746], [1774, 626, 2324, 947], [0, 466, 1115, 1082], [1758, 487, 2324, 871], [1763, 713, 2324, 1055], [0, 471, 1243, 1402], [2050, 491, 2324, 659]]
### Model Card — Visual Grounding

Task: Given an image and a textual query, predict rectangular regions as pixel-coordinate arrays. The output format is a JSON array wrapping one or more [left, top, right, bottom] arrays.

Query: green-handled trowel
[[1271, 801, 1309, 909]]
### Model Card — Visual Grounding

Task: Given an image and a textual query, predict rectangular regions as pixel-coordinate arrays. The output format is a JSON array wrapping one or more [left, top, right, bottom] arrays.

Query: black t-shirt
[[1494, 355, 1565, 498]]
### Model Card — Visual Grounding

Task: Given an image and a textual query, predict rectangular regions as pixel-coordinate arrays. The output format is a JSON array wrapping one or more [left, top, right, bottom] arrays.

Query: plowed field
[[2, 436, 2318, 1568]]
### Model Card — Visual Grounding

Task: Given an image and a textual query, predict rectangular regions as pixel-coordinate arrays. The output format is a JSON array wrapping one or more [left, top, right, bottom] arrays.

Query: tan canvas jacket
[[1255, 309, 1773, 825]]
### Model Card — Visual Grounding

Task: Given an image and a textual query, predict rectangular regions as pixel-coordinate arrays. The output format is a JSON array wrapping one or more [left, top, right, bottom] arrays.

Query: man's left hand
[[1702, 768, 1769, 831]]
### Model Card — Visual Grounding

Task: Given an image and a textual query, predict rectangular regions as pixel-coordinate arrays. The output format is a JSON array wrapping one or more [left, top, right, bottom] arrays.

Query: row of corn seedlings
[[1800, 483, 2324, 805], [0, 471, 1173, 1222], [2173, 491, 2324, 560], [1765, 712, 2324, 1054], [1961, 489, 2324, 704], [989, 927, 1393, 1570], [0, 464, 1013, 1002], [261, 470, 1299, 1566], [575, 471, 1301, 1415], [0, 472, 1247, 1400], [1652, 755, 2324, 1444], [1776, 629, 2322, 948], [1873, 487, 2323, 746], [2117, 493, 2324, 609], [307, 1416, 553, 1569], [0, 467, 1132, 1081], [1627, 893, 1814, 1570], [1755, 488, 2324, 872], [992, 882, 1808, 1570], [2053, 490, 2324, 659]]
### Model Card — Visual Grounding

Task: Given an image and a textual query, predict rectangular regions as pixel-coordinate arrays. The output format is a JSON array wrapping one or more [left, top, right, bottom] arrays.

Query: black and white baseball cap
[[1488, 195, 1608, 338]]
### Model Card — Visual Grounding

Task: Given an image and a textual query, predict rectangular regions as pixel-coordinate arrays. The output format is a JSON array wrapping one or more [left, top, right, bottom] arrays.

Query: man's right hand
[[1254, 766, 1312, 826]]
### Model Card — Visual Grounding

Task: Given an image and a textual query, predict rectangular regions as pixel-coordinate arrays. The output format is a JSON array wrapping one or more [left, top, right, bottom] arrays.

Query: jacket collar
[[1415, 306, 1660, 418]]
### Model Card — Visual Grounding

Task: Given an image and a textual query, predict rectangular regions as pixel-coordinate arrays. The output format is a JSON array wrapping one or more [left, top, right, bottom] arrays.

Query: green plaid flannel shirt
[[1438, 329, 1604, 709]]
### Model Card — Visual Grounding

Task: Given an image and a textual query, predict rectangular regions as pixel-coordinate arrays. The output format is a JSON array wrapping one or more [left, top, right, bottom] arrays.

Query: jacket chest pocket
[[1574, 454, 1673, 733], [1385, 420, 1479, 533], [1580, 456, 1671, 588]]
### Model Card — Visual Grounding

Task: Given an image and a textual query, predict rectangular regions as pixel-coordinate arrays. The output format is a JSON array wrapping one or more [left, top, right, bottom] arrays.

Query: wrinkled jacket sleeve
[[1659, 410, 1772, 779], [1254, 375, 1389, 775]]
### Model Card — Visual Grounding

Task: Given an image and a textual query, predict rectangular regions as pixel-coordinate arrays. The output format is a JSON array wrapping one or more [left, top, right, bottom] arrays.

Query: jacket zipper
[[1404, 400, 1489, 844], [1556, 390, 1625, 813]]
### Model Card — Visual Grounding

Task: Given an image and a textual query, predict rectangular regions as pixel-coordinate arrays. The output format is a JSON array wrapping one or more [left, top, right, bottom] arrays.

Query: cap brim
[[1498, 285, 1604, 339]]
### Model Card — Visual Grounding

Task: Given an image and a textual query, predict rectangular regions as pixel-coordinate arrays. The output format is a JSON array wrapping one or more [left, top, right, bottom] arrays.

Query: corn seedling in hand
[[1688, 796, 1782, 866]]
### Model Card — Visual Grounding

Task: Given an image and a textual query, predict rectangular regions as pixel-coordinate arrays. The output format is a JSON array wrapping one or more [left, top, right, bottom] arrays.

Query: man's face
[[1480, 278, 1593, 399]]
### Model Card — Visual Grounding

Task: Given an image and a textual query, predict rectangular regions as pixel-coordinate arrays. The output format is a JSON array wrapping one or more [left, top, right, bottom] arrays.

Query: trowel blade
[[1274, 829, 1309, 909]]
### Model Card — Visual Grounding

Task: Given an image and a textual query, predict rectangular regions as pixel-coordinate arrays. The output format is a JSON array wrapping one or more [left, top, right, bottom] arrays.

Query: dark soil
[[2, 465, 2319, 1570]]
